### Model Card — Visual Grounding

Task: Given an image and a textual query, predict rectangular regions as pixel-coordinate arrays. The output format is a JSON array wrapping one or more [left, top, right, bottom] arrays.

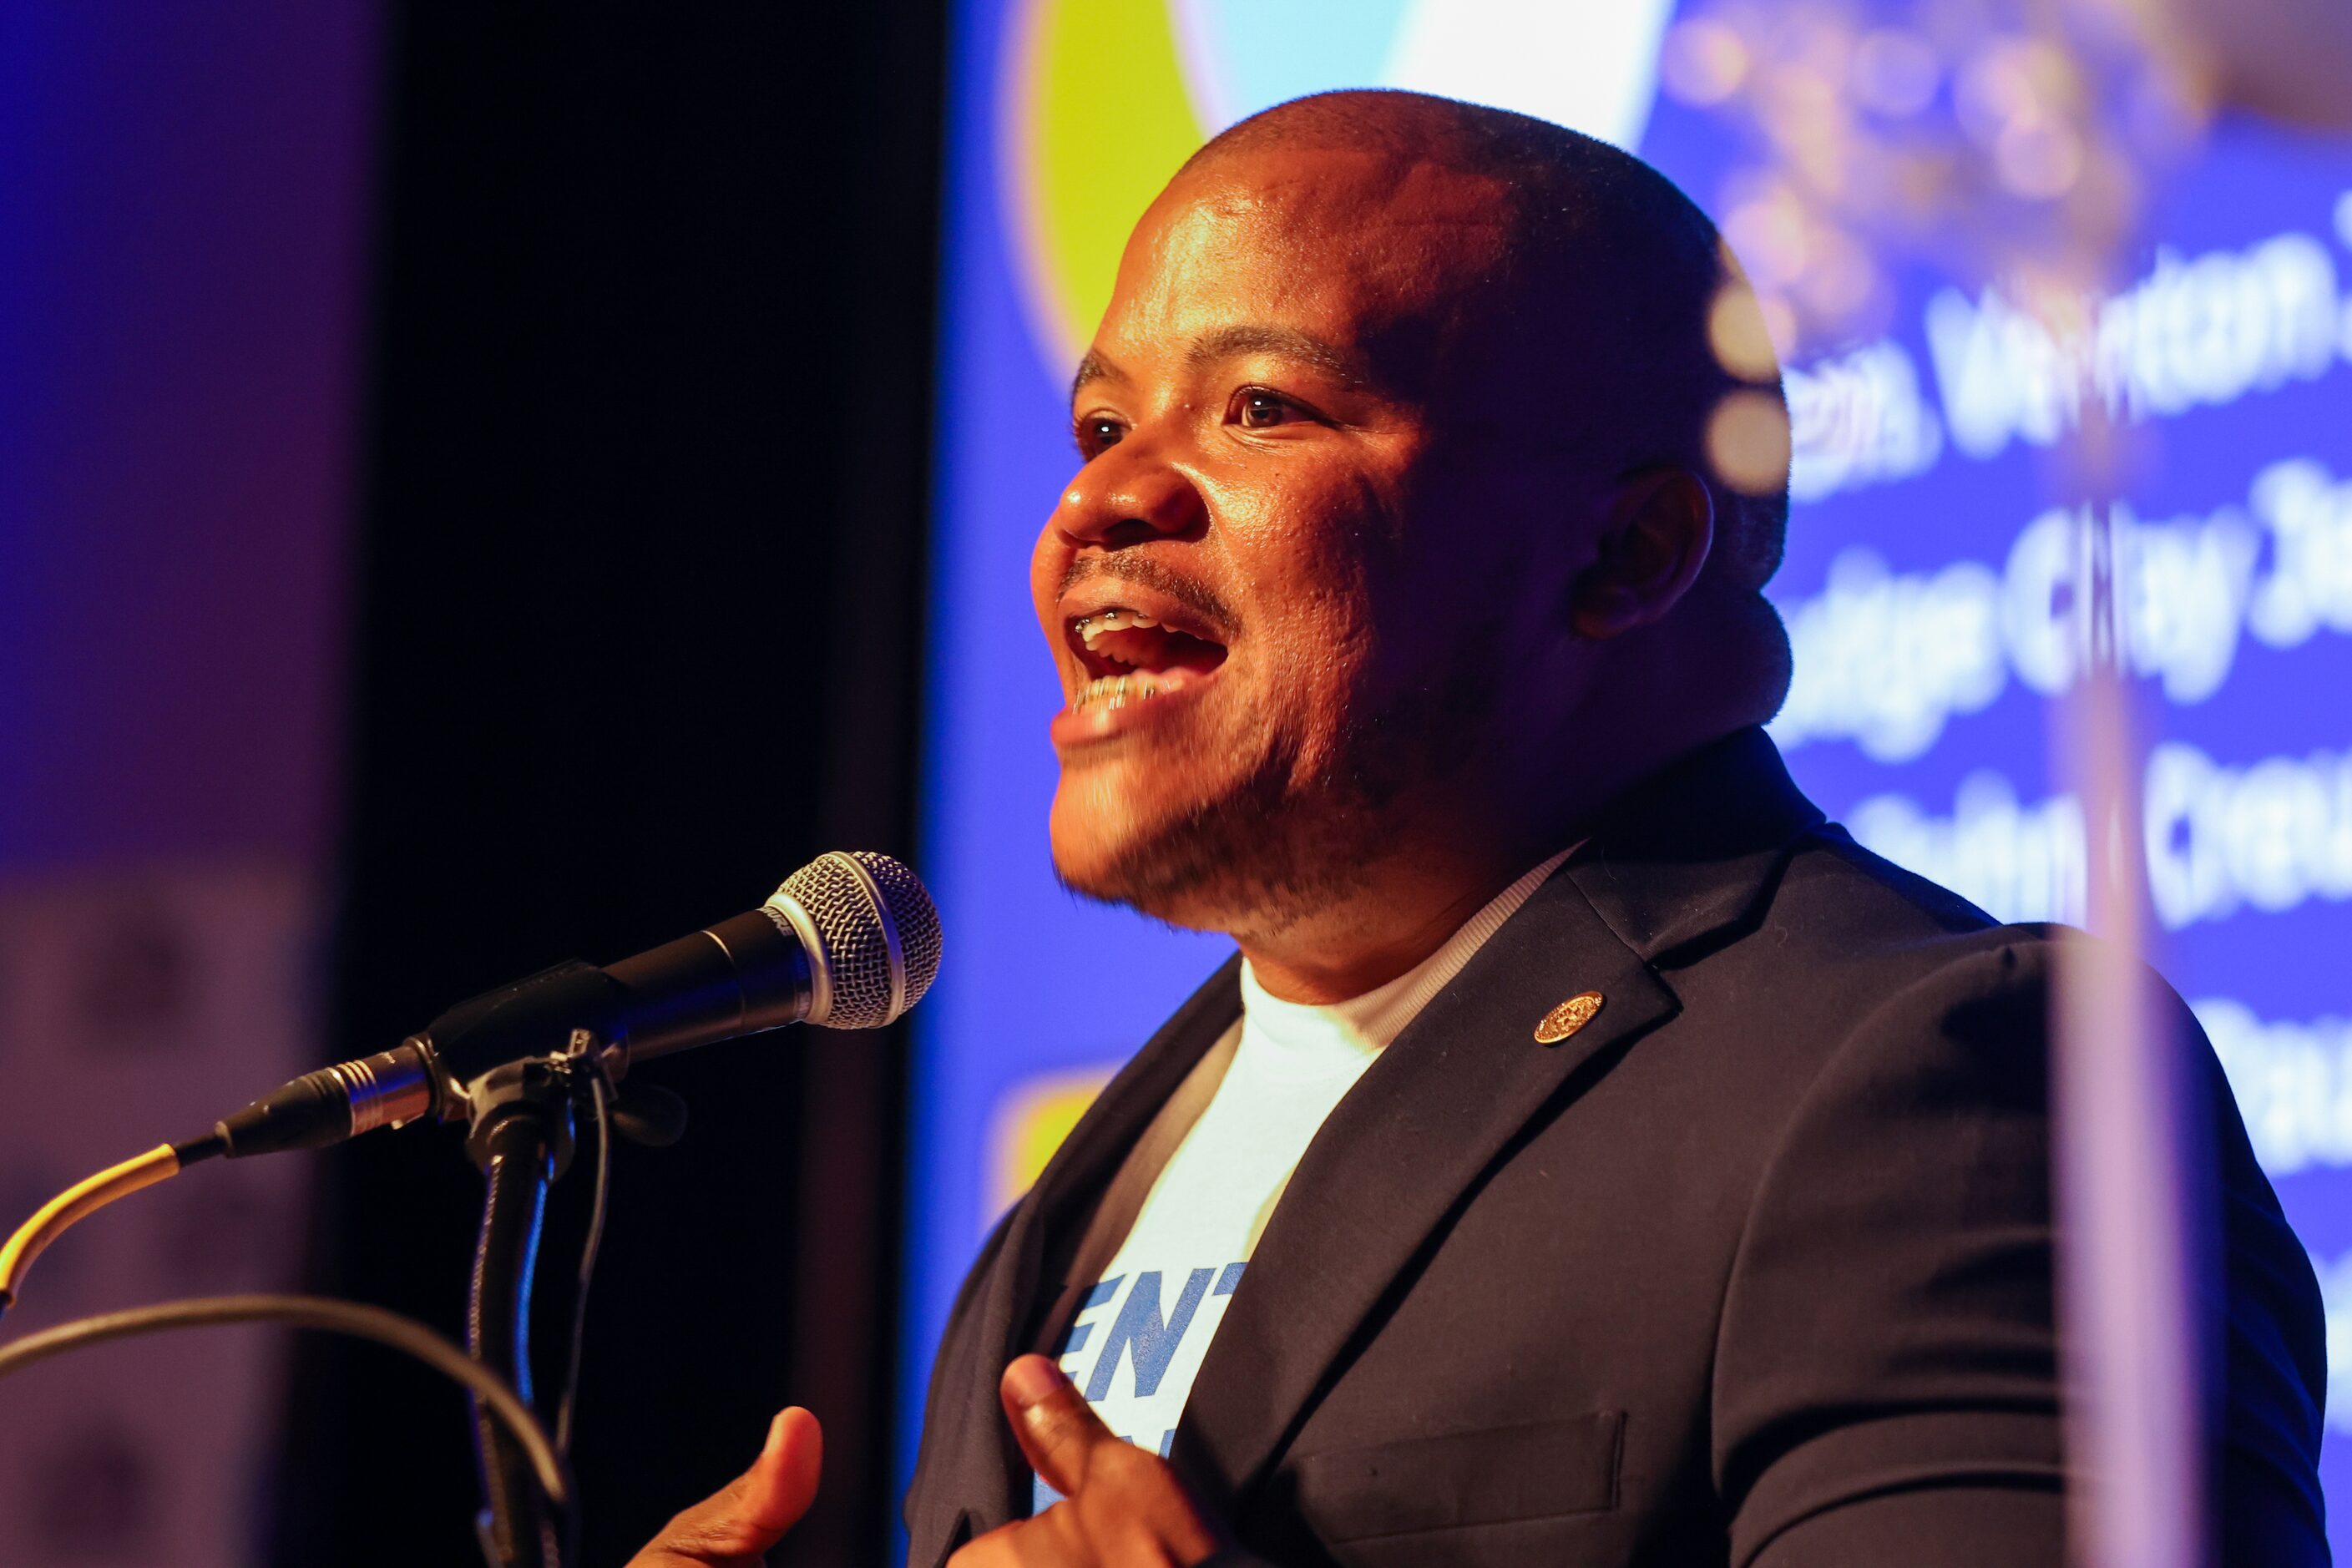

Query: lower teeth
[[1075, 672, 1168, 711]]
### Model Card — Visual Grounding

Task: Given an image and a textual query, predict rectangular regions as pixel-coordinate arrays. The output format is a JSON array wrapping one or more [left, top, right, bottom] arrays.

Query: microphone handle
[[595, 905, 816, 1066]]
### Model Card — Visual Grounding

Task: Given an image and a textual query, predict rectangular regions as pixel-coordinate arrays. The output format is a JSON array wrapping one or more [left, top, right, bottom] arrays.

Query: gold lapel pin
[[1535, 990, 1605, 1044]]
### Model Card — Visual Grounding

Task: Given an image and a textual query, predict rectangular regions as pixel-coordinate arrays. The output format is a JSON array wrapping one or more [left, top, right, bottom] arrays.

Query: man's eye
[[1076, 416, 1125, 453], [1236, 390, 1292, 429]]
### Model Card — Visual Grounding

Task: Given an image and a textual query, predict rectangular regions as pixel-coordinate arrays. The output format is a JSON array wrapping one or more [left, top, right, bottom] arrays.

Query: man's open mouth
[[1065, 604, 1229, 713]]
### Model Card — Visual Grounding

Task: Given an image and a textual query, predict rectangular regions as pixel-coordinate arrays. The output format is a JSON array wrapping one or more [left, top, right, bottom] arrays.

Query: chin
[[1051, 793, 1176, 907], [1047, 764, 1369, 940], [1044, 783, 1216, 922]]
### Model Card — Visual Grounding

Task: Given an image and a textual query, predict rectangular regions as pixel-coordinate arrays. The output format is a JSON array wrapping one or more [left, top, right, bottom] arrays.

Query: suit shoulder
[[1680, 822, 2074, 1093], [1737, 821, 2090, 1008], [1776, 821, 2006, 943]]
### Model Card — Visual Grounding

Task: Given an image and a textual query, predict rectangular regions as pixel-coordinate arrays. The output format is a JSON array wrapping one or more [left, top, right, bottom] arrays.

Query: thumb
[[1000, 1354, 1116, 1500], [630, 1407, 822, 1566]]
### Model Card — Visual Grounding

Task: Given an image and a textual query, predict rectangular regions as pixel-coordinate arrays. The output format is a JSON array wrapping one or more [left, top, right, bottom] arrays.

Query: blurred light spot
[[1758, 63, 1841, 153], [1724, 192, 1809, 289], [2071, 143, 2142, 248], [1955, 40, 2031, 146], [1709, 282, 1783, 382], [1851, 28, 1940, 117], [1955, 35, 2073, 149], [2334, 190, 2352, 250], [1997, 113, 2085, 200], [1707, 388, 1793, 494], [1661, 18, 1749, 105], [1797, 224, 1878, 320], [1766, 10, 1851, 80], [2124, 68, 2204, 161], [1756, 290, 1799, 362]]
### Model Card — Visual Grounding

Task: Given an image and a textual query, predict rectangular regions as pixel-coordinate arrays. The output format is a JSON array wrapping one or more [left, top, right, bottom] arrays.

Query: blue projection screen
[[906, 0, 2352, 1545]]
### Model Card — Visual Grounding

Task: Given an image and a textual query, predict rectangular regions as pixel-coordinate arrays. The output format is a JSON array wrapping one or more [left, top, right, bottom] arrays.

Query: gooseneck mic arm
[[464, 1060, 576, 1568]]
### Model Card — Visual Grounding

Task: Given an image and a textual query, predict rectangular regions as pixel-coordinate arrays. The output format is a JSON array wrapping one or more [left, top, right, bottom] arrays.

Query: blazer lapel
[[1170, 727, 1824, 1513], [1168, 868, 1678, 1511], [932, 953, 1246, 1545]]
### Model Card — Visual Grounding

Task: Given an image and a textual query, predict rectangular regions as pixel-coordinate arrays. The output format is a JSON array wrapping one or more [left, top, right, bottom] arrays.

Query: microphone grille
[[773, 851, 943, 1029], [847, 851, 944, 1008]]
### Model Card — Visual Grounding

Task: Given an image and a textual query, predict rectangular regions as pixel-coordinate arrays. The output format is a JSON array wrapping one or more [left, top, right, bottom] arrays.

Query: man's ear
[[1570, 468, 1715, 640]]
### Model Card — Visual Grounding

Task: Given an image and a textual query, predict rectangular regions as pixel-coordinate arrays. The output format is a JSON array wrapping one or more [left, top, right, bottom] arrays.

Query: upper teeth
[[1076, 607, 1159, 645]]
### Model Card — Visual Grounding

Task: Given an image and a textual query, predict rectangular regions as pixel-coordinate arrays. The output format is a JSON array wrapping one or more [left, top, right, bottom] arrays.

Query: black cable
[[553, 1069, 610, 1457], [0, 1292, 576, 1529]]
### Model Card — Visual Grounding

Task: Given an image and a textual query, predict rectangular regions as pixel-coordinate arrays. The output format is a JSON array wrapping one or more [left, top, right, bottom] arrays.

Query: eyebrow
[[1069, 348, 1125, 407], [1067, 324, 1372, 407], [1186, 324, 1368, 388]]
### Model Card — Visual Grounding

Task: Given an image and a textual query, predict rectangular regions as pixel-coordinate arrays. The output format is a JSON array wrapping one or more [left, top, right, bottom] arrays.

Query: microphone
[[210, 851, 942, 1159]]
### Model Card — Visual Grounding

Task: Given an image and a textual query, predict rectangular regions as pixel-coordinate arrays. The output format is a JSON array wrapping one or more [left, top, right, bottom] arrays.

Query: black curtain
[[272, 7, 943, 1565]]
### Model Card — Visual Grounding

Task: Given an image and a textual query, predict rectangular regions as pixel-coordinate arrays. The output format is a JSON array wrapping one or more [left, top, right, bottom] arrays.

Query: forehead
[[1093, 146, 1518, 374]]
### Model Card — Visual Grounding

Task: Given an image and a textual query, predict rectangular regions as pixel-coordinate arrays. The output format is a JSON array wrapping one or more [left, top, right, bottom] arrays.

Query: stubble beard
[[1052, 650, 1501, 943]]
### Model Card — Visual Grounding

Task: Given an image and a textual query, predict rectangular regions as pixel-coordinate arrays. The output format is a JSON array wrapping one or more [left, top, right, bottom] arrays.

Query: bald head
[[1184, 90, 1791, 615]]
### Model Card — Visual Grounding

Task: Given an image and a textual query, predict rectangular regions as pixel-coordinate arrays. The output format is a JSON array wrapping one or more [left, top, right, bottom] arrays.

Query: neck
[[1235, 839, 1537, 1004], [1232, 714, 1744, 1004], [1232, 788, 1601, 1004]]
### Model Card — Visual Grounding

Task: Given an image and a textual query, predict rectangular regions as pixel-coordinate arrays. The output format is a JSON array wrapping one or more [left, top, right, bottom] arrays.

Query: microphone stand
[[460, 1051, 588, 1568], [452, 1031, 687, 1568]]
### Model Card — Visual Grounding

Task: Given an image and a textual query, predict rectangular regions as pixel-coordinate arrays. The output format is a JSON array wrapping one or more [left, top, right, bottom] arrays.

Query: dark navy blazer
[[903, 729, 2328, 1566]]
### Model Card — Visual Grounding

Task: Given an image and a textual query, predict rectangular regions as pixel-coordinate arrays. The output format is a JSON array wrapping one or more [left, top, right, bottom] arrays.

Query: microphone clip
[[452, 1031, 689, 1176], [459, 1056, 583, 1179]]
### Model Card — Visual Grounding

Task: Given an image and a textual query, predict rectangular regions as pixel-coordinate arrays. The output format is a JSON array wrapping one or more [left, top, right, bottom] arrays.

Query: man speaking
[[635, 91, 2326, 1565]]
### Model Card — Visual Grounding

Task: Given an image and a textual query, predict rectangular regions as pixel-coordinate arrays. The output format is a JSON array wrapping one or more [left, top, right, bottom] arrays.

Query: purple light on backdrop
[[0, 6, 377, 1565], [0, 2, 376, 872]]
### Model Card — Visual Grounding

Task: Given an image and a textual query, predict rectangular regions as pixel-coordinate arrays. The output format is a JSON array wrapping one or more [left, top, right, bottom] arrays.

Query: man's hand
[[951, 1355, 1227, 1566], [626, 1406, 823, 1566]]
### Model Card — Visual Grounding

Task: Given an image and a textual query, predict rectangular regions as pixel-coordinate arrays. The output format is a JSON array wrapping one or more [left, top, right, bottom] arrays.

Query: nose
[[1050, 432, 1208, 549]]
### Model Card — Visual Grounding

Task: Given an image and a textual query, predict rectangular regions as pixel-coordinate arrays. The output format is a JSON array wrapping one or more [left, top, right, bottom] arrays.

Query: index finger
[[999, 1353, 1115, 1499]]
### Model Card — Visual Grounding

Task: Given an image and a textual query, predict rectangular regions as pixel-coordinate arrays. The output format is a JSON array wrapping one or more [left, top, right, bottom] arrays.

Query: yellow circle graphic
[[1004, 0, 1205, 367]]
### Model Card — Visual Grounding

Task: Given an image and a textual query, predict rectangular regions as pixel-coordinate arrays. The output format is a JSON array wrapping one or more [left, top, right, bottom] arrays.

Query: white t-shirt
[[1034, 850, 1572, 1507]]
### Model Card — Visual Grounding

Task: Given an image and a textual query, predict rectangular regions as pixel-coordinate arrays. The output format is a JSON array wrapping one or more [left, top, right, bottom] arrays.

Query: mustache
[[1057, 555, 1240, 640]]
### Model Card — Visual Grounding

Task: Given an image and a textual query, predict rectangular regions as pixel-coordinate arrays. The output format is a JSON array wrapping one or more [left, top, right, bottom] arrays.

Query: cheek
[[1247, 586, 1386, 775], [1204, 456, 1395, 609], [1211, 463, 1396, 705]]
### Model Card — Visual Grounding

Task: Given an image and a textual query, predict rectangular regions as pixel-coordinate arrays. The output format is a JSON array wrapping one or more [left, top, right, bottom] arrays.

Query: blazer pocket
[[1292, 1412, 1624, 1543]]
